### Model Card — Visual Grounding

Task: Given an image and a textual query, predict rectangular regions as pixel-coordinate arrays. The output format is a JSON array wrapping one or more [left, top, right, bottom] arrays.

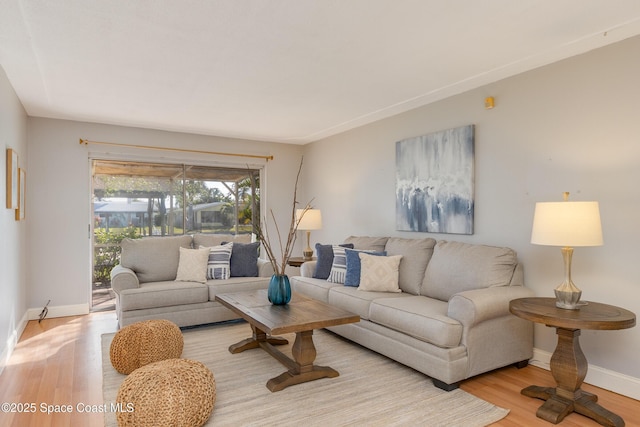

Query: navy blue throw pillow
[[224, 242, 260, 277]]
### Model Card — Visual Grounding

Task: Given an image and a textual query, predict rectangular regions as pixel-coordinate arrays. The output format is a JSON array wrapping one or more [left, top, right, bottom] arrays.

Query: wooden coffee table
[[215, 289, 360, 392], [510, 297, 636, 427]]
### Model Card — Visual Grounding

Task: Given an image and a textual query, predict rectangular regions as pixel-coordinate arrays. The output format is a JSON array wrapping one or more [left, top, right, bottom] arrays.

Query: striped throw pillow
[[328, 245, 349, 283], [203, 242, 233, 280]]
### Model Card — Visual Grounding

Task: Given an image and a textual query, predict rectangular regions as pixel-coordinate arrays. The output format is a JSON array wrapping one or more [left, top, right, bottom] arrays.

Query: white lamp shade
[[531, 201, 603, 247], [296, 209, 322, 230]]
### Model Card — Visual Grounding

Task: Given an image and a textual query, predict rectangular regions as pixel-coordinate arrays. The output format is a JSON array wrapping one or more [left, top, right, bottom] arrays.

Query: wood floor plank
[[1, 311, 638, 426]]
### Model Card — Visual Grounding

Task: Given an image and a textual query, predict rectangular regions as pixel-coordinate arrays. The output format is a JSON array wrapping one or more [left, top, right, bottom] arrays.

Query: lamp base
[[303, 230, 313, 260], [302, 248, 313, 260], [554, 287, 584, 310], [553, 247, 587, 310], [554, 280, 587, 310]]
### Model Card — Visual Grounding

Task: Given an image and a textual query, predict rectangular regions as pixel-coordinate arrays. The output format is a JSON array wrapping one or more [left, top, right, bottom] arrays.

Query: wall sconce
[[484, 96, 495, 109]]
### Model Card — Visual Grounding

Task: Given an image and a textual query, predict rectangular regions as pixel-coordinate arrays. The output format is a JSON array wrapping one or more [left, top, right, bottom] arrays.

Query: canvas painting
[[396, 125, 474, 234]]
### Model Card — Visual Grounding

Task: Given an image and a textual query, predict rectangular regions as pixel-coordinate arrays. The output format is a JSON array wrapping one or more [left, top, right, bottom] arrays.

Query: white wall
[[26, 118, 302, 314], [303, 35, 640, 396], [0, 65, 28, 372]]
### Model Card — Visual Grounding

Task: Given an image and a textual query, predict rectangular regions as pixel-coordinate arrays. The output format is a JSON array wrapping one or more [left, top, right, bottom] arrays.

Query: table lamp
[[296, 209, 322, 260], [531, 192, 603, 309]]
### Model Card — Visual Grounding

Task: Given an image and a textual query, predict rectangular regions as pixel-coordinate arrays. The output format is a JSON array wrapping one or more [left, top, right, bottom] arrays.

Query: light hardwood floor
[[1, 312, 638, 426]]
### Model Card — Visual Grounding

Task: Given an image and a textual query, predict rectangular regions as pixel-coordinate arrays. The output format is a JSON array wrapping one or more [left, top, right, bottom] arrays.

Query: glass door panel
[[90, 160, 259, 311]]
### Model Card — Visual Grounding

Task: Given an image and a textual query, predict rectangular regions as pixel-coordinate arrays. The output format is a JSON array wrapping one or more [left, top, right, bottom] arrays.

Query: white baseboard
[[530, 348, 640, 401], [1, 304, 90, 376], [26, 303, 90, 321], [0, 311, 29, 376]]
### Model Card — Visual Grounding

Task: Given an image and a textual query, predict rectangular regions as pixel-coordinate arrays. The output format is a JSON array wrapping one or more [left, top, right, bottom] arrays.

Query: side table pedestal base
[[522, 385, 624, 427]]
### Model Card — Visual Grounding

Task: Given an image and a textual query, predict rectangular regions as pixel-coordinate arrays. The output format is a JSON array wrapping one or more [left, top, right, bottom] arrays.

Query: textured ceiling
[[1, 0, 640, 144]]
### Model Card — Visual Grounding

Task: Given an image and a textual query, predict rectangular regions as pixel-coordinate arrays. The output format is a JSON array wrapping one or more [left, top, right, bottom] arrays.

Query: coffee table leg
[[228, 324, 288, 354], [266, 330, 339, 392]]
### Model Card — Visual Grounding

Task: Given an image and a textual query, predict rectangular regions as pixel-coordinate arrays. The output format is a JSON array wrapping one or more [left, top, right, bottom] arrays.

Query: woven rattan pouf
[[116, 358, 216, 427], [110, 319, 184, 374]]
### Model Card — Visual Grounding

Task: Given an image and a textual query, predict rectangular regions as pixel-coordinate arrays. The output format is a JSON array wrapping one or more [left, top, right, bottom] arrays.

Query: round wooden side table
[[510, 297, 635, 427], [287, 257, 315, 267]]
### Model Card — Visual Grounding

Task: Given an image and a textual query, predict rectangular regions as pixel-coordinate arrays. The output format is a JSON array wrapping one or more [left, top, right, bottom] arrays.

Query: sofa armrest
[[447, 285, 535, 327], [258, 258, 275, 277], [110, 265, 140, 294], [300, 261, 317, 278]]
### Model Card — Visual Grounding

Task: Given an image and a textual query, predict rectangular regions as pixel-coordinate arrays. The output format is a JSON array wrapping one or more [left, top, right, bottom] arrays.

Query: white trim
[[27, 303, 90, 321], [88, 157, 95, 307], [0, 311, 29, 376], [530, 347, 640, 401], [1, 304, 89, 376]]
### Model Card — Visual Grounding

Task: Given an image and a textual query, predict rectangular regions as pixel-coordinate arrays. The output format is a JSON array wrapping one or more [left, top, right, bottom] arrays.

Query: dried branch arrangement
[[254, 157, 312, 276]]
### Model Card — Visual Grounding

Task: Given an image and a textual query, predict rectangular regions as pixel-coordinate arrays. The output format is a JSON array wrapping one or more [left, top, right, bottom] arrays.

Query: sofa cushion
[[313, 243, 354, 279], [205, 242, 233, 280], [344, 249, 386, 287], [344, 236, 389, 252], [369, 296, 463, 348], [192, 233, 251, 248], [120, 281, 209, 311], [358, 253, 403, 293], [175, 247, 210, 283], [228, 242, 260, 277], [328, 286, 408, 320], [421, 241, 518, 301], [120, 235, 193, 283], [384, 237, 437, 295], [291, 276, 342, 303]]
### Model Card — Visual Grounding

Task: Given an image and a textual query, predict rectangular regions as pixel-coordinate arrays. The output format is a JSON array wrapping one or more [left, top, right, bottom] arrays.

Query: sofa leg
[[514, 359, 529, 369], [432, 378, 459, 391]]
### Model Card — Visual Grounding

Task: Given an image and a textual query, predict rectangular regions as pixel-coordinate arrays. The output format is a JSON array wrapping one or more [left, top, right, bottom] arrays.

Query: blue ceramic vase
[[268, 274, 291, 305]]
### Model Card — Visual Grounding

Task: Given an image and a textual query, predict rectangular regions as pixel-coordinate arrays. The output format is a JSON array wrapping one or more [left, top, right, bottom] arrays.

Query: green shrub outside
[[93, 227, 140, 285]]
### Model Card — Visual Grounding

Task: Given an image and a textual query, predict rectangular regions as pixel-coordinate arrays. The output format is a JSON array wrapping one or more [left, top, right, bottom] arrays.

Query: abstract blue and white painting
[[396, 125, 474, 234]]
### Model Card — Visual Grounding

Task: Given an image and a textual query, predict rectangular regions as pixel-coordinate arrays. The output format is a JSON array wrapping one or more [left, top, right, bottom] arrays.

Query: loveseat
[[111, 234, 273, 328], [291, 236, 534, 391]]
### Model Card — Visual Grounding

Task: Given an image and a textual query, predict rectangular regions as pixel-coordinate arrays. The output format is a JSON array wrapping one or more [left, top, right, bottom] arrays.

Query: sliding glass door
[[90, 159, 260, 310]]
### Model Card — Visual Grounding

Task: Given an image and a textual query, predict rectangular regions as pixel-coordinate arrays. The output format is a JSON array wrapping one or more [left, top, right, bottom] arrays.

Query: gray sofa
[[111, 234, 273, 328], [291, 236, 534, 391]]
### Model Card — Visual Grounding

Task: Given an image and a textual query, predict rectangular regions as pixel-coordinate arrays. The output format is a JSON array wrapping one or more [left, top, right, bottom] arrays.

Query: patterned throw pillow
[[344, 249, 387, 287], [175, 247, 210, 284], [313, 243, 354, 279], [358, 253, 403, 293], [327, 245, 350, 283], [204, 242, 233, 280]]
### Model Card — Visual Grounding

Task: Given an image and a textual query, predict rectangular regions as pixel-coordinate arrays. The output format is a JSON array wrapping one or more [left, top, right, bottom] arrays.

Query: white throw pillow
[[203, 242, 233, 280], [357, 253, 403, 293], [175, 247, 210, 283]]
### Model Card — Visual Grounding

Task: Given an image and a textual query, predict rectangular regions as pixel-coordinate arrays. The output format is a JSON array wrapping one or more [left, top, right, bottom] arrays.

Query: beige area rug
[[102, 322, 509, 426]]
